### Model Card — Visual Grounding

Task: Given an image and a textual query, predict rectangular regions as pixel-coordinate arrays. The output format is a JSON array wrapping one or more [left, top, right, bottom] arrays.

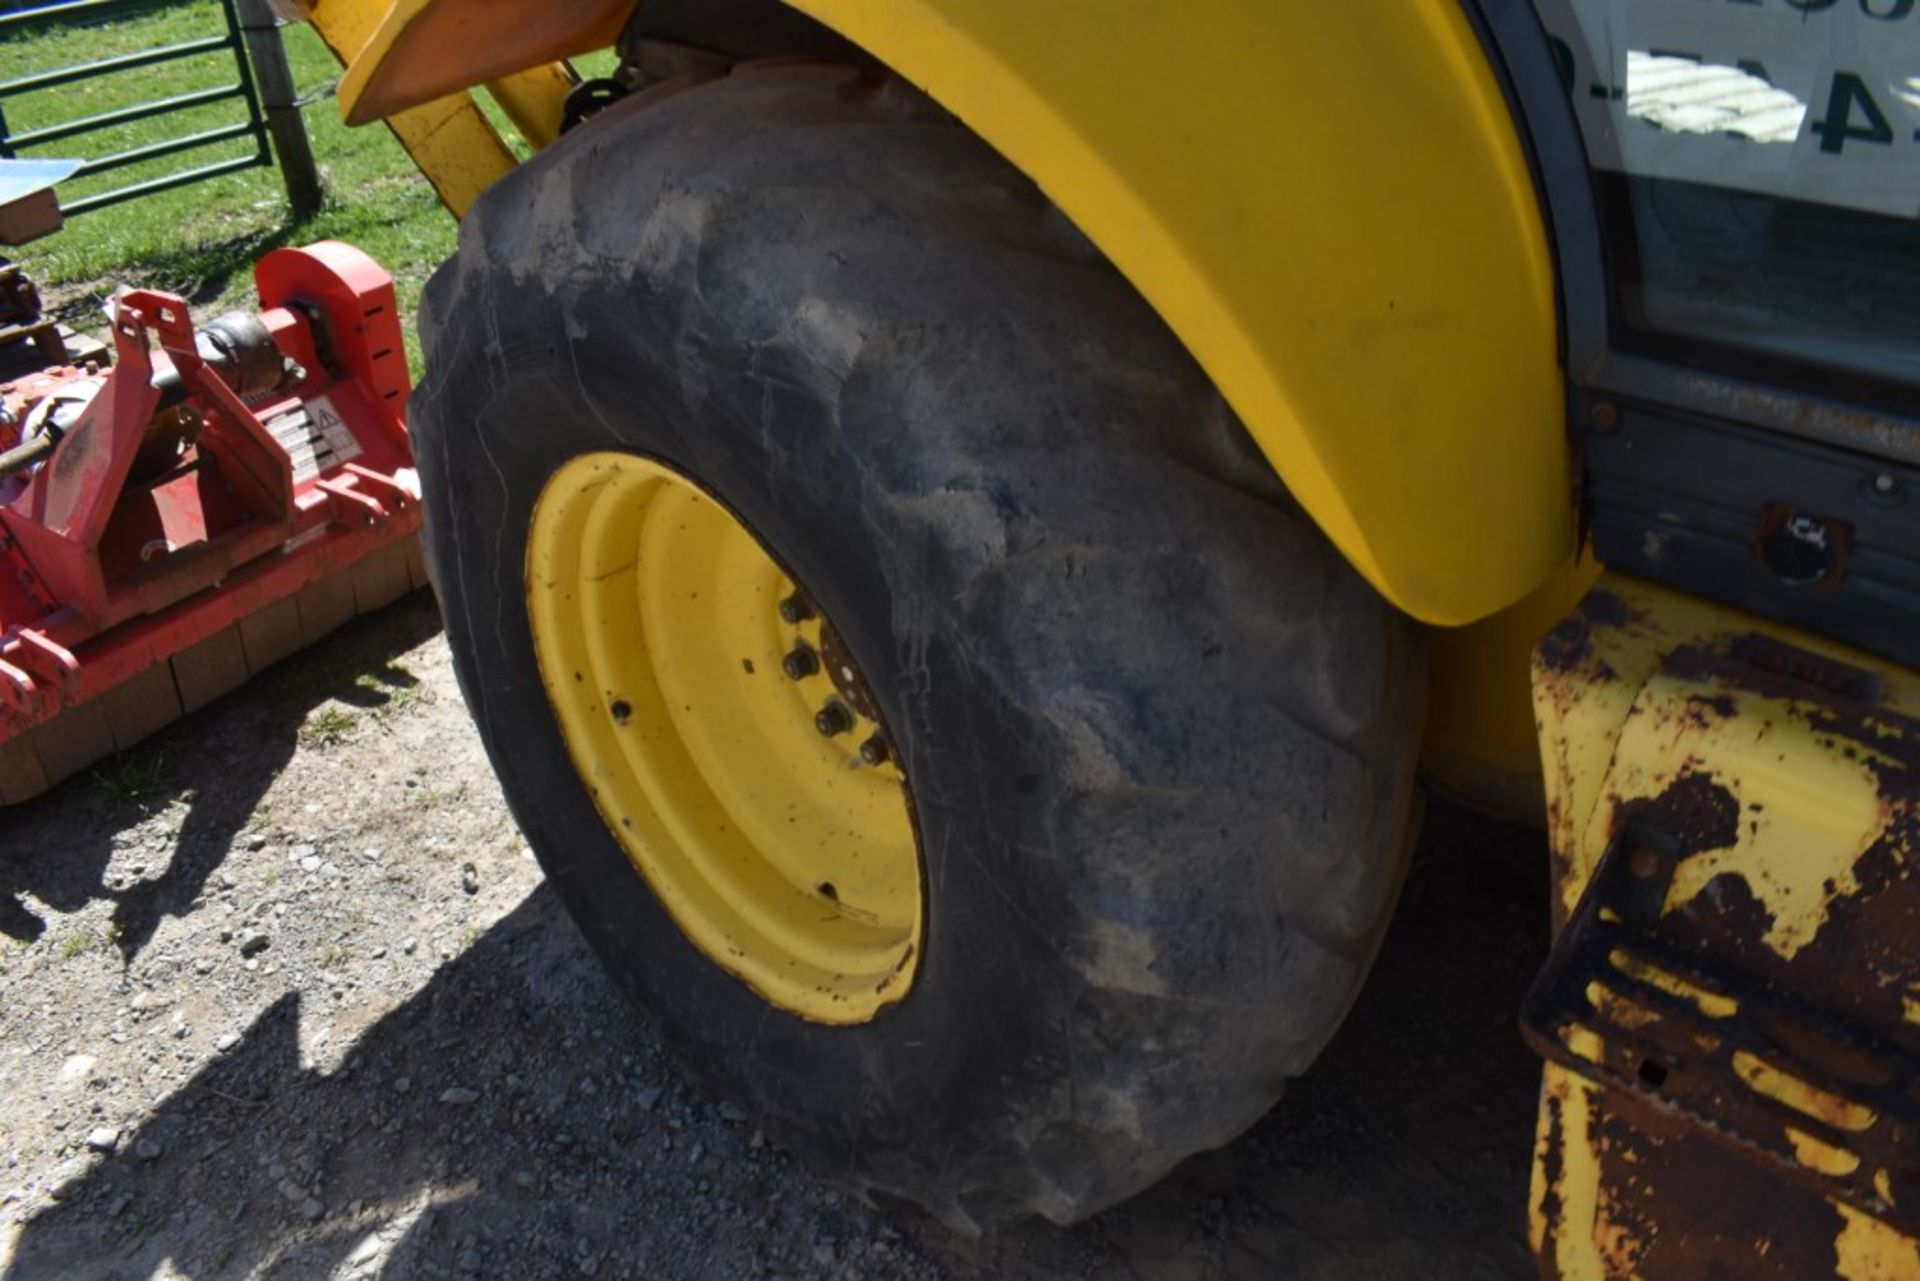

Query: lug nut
[[782, 643, 819, 680], [813, 700, 854, 737], [858, 734, 889, 767], [778, 593, 815, 624], [1627, 845, 1662, 880]]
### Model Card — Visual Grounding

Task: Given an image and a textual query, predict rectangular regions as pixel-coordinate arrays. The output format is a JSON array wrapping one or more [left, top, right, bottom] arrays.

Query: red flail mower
[[0, 242, 424, 804]]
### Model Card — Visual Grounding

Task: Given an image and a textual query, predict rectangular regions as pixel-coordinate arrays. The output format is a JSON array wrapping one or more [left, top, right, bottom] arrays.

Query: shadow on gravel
[[992, 799, 1553, 1281], [6, 799, 1551, 1281], [0, 594, 443, 960], [3, 887, 623, 1281]]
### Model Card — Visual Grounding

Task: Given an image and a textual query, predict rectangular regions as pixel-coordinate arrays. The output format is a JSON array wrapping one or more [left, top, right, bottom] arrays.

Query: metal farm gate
[[0, 0, 319, 217]]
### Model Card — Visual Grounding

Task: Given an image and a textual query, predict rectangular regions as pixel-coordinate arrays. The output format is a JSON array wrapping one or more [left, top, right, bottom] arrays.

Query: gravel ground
[[0, 589, 1550, 1280]]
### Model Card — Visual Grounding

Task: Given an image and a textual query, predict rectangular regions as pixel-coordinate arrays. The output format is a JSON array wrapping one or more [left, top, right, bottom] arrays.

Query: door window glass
[[1535, 0, 1920, 396]]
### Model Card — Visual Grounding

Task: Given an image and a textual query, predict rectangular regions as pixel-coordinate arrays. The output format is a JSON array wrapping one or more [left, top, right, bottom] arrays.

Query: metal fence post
[[233, 0, 321, 218]]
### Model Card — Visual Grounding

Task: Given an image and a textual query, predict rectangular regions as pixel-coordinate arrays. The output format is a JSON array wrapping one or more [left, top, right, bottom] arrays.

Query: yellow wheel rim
[[525, 452, 923, 1024]]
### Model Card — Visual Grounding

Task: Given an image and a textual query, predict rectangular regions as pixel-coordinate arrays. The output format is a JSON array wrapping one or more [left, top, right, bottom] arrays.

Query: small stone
[[370, 946, 387, 960], [393, 1076, 412, 1095], [238, 931, 270, 958], [718, 1102, 748, 1123], [459, 863, 479, 895], [299, 856, 322, 873], [635, 1086, 662, 1113], [687, 1143, 703, 1165], [438, 1087, 479, 1106], [289, 843, 316, 861], [401, 938, 417, 956], [513, 1170, 536, 1189], [813, 1239, 837, 1266], [215, 1032, 240, 1052], [349, 1234, 383, 1264], [194, 958, 214, 976], [85, 1128, 118, 1154], [268, 1162, 286, 1180], [279, 1179, 306, 1203], [749, 1130, 765, 1151], [134, 1139, 162, 1162], [219, 870, 239, 888], [301, 1197, 324, 1221], [108, 1192, 132, 1217], [243, 834, 268, 852], [44, 1158, 88, 1201], [57, 1055, 96, 1087]]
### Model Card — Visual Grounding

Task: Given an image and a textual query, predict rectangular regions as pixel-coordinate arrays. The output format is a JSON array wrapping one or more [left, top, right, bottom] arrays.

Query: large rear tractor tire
[[411, 63, 1426, 1230]]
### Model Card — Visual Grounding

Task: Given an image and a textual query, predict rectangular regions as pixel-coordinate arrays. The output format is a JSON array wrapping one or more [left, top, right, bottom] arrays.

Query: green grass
[[298, 703, 358, 746], [54, 922, 117, 960], [354, 664, 430, 718], [1, 2, 614, 368], [409, 778, 468, 810], [90, 747, 174, 809], [3, 1, 452, 359]]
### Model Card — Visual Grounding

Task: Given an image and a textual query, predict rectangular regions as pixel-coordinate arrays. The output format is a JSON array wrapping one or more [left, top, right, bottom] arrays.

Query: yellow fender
[[339, 0, 1571, 626]]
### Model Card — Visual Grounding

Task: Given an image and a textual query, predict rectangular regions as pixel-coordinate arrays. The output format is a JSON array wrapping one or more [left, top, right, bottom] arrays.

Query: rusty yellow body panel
[[332, 0, 1571, 628], [1527, 575, 1920, 1278]]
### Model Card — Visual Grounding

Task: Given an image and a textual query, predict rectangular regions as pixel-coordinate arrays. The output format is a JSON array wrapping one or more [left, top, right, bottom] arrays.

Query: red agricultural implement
[[0, 242, 423, 804]]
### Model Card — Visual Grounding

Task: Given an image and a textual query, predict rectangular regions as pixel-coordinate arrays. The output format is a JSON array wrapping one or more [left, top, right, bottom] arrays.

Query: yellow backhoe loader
[[300, 1, 1920, 1274]]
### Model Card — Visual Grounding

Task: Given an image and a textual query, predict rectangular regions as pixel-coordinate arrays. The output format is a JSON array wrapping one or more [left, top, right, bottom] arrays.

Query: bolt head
[[777, 594, 814, 624], [814, 701, 853, 737], [1627, 845, 1662, 880], [781, 645, 819, 681], [1874, 473, 1897, 495], [858, 734, 889, 767]]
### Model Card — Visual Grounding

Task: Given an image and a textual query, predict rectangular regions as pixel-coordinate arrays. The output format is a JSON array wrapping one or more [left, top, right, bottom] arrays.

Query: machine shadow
[[5, 800, 1551, 1281], [1, 886, 613, 1281], [44, 220, 318, 332], [0, 591, 443, 959], [1023, 798, 1552, 1280]]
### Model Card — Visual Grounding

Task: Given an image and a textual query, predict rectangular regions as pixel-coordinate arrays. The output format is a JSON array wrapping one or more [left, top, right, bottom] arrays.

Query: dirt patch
[[0, 592, 1546, 1280]]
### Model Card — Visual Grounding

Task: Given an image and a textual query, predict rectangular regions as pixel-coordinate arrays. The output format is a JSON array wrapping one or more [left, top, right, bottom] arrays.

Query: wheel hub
[[524, 452, 923, 1024]]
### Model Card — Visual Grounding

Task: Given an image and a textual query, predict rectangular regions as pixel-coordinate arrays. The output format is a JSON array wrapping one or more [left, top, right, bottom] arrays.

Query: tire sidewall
[[416, 278, 1078, 1183]]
